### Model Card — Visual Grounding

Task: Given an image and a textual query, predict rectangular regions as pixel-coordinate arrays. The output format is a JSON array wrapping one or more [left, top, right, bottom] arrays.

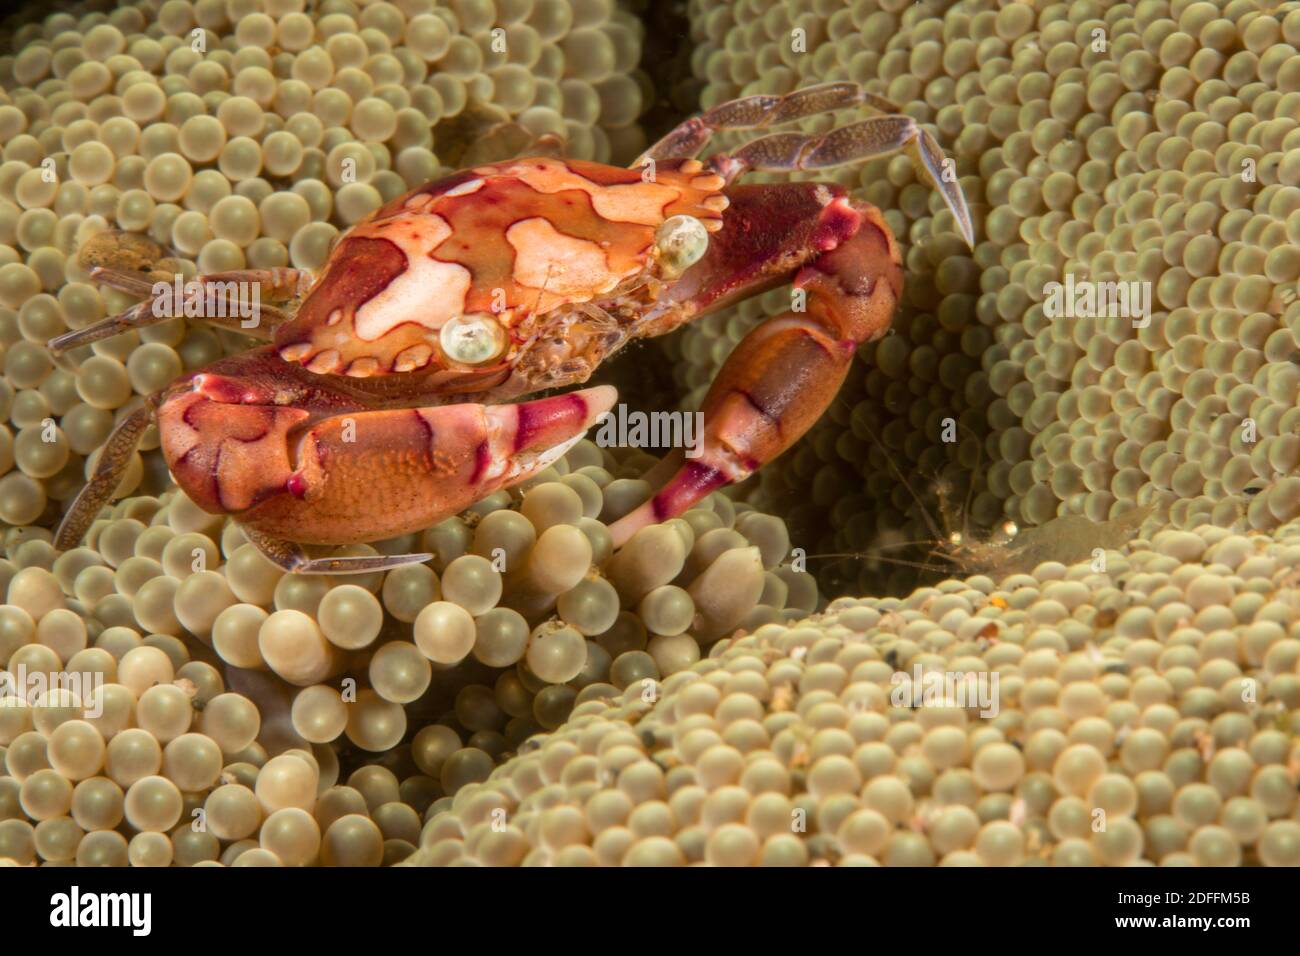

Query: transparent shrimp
[[805, 423, 1157, 592]]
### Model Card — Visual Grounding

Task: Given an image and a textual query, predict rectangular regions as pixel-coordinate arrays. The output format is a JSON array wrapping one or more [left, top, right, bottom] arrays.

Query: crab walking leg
[[192, 268, 315, 301], [168, 384, 620, 550], [90, 266, 313, 304], [48, 267, 307, 354], [637, 81, 898, 164], [608, 204, 902, 548], [638, 82, 972, 249], [713, 117, 973, 249], [48, 299, 157, 355], [54, 399, 157, 551], [238, 522, 433, 575]]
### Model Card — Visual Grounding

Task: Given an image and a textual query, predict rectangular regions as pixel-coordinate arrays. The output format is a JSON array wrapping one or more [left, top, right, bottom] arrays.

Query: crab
[[49, 82, 973, 575]]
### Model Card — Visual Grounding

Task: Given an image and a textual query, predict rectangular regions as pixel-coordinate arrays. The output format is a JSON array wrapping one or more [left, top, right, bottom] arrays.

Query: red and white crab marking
[[346, 213, 469, 342], [273, 157, 728, 379]]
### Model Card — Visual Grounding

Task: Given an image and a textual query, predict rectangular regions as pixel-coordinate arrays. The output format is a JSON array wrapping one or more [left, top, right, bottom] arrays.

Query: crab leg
[[53, 398, 157, 551], [638, 81, 897, 164], [48, 267, 310, 354], [238, 523, 434, 575], [638, 82, 972, 248], [608, 200, 902, 548], [722, 118, 971, 247]]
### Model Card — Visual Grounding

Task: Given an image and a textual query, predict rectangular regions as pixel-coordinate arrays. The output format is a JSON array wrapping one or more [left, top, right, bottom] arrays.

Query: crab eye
[[655, 214, 709, 276], [440, 312, 507, 365]]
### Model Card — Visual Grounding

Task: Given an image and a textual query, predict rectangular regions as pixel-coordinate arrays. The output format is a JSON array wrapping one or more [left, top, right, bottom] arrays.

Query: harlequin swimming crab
[[50, 82, 973, 574]]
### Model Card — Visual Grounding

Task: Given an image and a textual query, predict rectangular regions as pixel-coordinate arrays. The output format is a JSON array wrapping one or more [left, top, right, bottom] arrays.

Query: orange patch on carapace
[[273, 157, 729, 378]]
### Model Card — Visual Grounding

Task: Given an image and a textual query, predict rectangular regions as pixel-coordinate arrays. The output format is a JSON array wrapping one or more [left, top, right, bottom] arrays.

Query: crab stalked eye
[[655, 214, 709, 276], [439, 312, 508, 366]]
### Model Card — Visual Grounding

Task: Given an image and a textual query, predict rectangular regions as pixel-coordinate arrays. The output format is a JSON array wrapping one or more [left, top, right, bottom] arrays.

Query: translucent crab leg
[[194, 268, 316, 302], [48, 266, 308, 354], [637, 81, 973, 249], [90, 266, 313, 303], [715, 116, 974, 248], [53, 398, 156, 551], [238, 523, 433, 575], [48, 299, 159, 355], [637, 81, 898, 164]]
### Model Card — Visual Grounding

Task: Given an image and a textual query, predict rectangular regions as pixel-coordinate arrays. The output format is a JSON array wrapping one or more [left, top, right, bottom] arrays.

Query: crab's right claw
[[458, 384, 620, 495], [226, 385, 619, 555]]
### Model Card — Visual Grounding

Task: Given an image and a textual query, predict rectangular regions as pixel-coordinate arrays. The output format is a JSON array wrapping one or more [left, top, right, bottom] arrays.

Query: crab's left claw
[[607, 201, 904, 549], [225, 385, 619, 556]]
